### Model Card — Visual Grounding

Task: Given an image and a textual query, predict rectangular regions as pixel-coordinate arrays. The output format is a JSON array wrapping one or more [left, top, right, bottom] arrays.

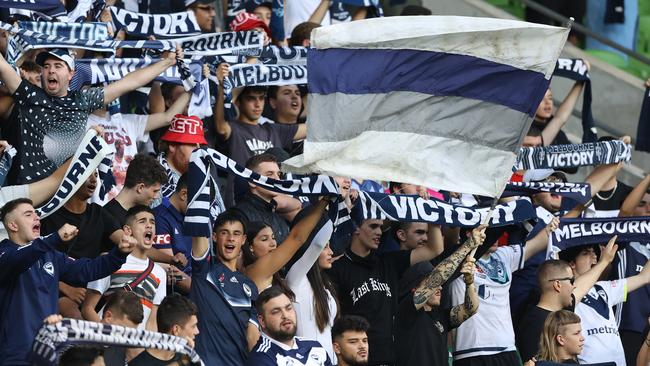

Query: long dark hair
[[307, 249, 339, 333], [244, 221, 295, 299]]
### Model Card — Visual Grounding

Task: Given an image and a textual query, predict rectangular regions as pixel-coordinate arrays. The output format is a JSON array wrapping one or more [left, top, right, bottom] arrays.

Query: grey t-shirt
[[228, 120, 298, 164], [12, 80, 104, 183]]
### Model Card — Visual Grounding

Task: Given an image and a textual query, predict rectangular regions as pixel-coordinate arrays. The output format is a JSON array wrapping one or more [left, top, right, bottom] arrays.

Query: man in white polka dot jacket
[[0, 46, 183, 184]]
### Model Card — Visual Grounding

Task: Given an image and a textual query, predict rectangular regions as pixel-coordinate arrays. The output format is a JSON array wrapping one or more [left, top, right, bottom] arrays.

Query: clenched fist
[[58, 224, 79, 242]]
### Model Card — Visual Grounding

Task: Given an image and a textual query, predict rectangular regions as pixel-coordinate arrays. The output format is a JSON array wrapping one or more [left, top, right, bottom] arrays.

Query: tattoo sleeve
[[450, 283, 479, 328], [412, 236, 477, 307]]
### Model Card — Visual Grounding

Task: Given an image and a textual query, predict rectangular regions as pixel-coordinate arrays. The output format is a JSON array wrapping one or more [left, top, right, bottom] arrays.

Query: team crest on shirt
[[43, 262, 54, 277], [477, 258, 509, 284], [243, 283, 252, 297]]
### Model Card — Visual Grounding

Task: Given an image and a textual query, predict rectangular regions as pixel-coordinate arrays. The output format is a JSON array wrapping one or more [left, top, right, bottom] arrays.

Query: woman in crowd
[[526, 310, 585, 365]]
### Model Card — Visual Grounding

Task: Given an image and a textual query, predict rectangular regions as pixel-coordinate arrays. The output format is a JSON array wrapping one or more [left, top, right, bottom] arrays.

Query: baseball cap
[[185, 0, 214, 7], [35, 49, 75, 70], [523, 169, 568, 183], [399, 261, 434, 298], [229, 11, 271, 38], [160, 115, 208, 145]]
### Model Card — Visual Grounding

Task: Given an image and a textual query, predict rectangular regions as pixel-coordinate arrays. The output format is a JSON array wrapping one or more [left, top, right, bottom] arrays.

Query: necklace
[[596, 181, 618, 201]]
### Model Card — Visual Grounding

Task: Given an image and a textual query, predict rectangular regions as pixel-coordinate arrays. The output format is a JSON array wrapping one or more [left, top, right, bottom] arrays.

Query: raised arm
[[0, 53, 22, 94], [308, 0, 331, 24], [573, 235, 618, 302], [449, 258, 480, 327], [246, 199, 329, 289], [213, 63, 232, 140], [145, 90, 191, 132], [103, 47, 180, 105], [412, 226, 485, 309], [0, 232, 63, 282], [624, 258, 650, 293], [294, 123, 307, 141], [410, 224, 444, 265], [619, 173, 650, 217], [524, 217, 560, 262], [541, 81, 586, 146], [286, 220, 334, 286]]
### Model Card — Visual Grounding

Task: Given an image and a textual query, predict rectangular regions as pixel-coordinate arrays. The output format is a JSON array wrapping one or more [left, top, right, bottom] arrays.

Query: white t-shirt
[[87, 254, 166, 329], [451, 244, 525, 360], [86, 113, 149, 205], [284, 0, 331, 39], [575, 280, 628, 366]]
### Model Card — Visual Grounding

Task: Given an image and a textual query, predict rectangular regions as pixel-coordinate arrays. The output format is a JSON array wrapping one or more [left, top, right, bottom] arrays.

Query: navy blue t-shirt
[[246, 334, 332, 366], [191, 252, 258, 365], [153, 197, 192, 274]]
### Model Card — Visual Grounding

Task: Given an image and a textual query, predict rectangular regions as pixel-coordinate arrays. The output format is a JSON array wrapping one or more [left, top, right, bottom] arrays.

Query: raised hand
[[58, 224, 79, 242], [599, 235, 619, 264], [118, 234, 137, 254]]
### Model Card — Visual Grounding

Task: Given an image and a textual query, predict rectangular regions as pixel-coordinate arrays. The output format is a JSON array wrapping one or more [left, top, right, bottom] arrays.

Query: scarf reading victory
[[554, 58, 597, 142], [37, 131, 111, 219], [30, 318, 203, 366], [1, 21, 264, 57], [636, 86, 650, 152], [109, 6, 201, 39], [502, 182, 592, 204], [550, 216, 650, 250], [515, 140, 631, 170]]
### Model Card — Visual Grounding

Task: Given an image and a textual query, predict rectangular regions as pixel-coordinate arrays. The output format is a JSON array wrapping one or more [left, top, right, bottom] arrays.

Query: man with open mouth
[[82, 205, 167, 332]]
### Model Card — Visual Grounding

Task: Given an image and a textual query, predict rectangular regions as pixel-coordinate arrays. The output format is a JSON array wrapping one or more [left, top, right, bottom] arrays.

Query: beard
[[266, 323, 296, 342], [339, 353, 368, 366]]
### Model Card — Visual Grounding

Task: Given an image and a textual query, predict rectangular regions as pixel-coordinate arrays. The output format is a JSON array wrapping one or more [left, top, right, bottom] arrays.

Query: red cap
[[161, 115, 208, 145], [229, 12, 271, 38]]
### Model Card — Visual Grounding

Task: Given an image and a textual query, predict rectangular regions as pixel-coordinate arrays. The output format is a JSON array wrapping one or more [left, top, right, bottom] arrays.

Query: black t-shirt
[[395, 292, 453, 366], [128, 350, 185, 365], [103, 347, 126, 366], [104, 199, 128, 226], [591, 180, 633, 215], [516, 299, 576, 363], [41, 203, 120, 258], [327, 249, 411, 364]]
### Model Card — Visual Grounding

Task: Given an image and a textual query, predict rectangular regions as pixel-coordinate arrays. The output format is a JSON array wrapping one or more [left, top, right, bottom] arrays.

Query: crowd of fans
[[0, 1, 649, 366]]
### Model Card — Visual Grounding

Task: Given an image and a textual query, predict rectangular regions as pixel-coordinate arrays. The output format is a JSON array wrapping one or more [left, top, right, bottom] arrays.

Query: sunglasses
[[548, 277, 575, 285]]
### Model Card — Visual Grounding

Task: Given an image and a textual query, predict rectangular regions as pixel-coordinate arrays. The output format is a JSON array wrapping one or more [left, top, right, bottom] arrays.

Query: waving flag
[[283, 16, 569, 197]]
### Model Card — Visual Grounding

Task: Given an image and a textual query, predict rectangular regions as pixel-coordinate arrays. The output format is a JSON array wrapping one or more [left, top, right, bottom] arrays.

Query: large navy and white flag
[[550, 216, 650, 249], [283, 16, 569, 197]]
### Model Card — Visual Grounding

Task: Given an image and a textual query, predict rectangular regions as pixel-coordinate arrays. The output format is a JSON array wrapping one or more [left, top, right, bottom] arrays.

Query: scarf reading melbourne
[[550, 216, 650, 250], [515, 140, 631, 170], [502, 182, 592, 204], [260, 45, 307, 65], [229, 63, 307, 88], [636, 86, 650, 152], [36, 131, 111, 219], [553, 58, 596, 142], [1, 21, 264, 57], [109, 6, 201, 39], [30, 318, 204, 366]]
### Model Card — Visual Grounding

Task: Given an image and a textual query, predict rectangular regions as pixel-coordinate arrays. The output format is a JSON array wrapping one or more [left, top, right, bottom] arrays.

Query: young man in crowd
[[186, 0, 217, 33], [516, 237, 618, 363], [327, 217, 444, 365], [129, 294, 200, 365], [153, 173, 192, 294], [0, 198, 135, 365], [395, 230, 483, 366], [232, 153, 293, 244], [189, 210, 260, 365], [246, 286, 332, 366], [94, 290, 144, 366], [331, 315, 370, 366], [82, 206, 167, 331], [451, 218, 559, 366], [40, 171, 124, 318], [561, 241, 650, 366], [0, 46, 183, 184]]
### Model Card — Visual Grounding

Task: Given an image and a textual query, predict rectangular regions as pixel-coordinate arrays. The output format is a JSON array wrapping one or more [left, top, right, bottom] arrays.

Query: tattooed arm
[[450, 258, 479, 327], [412, 226, 485, 309]]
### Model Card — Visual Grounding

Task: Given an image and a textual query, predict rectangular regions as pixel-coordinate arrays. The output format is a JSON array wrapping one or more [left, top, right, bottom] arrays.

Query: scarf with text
[[97, 156, 115, 201], [1, 21, 264, 57], [0, 0, 65, 18], [69, 58, 202, 91], [0, 145, 16, 187], [30, 318, 203, 366], [67, 0, 107, 23], [260, 45, 307, 65], [36, 131, 111, 219], [352, 191, 537, 228], [109, 6, 201, 39], [636, 86, 650, 152], [550, 216, 650, 250], [229, 63, 307, 88], [553, 58, 596, 142], [502, 182, 592, 204], [515, 140, 631, 170]]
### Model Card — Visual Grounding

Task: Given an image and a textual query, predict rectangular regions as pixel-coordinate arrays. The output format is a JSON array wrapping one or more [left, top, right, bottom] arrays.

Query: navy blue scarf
[[554, 58, 596, 143]]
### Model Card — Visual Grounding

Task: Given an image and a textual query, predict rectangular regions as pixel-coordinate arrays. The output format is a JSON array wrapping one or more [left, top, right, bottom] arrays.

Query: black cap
[[399, 261, 433, 298]]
